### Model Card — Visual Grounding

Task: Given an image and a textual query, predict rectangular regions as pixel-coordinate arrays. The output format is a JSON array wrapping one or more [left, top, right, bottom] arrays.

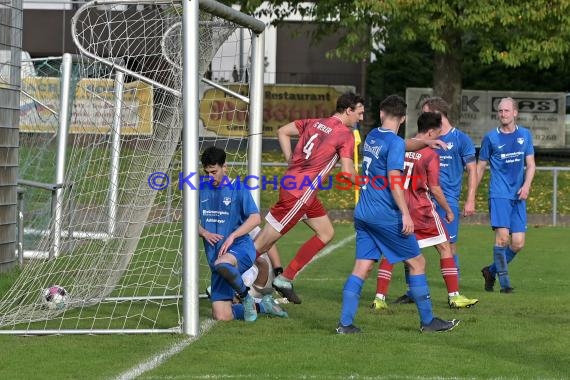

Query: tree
[[238, 0, 570, 122]]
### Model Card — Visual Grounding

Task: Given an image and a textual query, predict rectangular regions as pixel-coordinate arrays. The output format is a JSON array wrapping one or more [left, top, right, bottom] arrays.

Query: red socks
[[283, 235, 326, 280], [375, 258, 394, 295], [440, 257, 459, 293]]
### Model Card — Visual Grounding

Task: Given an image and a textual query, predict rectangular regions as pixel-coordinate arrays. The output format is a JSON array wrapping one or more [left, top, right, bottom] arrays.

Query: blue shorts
[[354, 218, 420, 265], [209, 240, 255, 302], [489, 198, 527, 233], [435, 203, 460, 243]]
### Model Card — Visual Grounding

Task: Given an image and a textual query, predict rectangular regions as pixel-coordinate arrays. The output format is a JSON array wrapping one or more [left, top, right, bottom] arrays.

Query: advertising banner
[[20, 77, 153, 135], [406, 88, 566, 148], [199, 84, 355, 137]]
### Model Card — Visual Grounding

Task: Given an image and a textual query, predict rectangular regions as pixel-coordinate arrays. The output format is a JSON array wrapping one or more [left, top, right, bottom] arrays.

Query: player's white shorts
[[242, 253, 274, 299]]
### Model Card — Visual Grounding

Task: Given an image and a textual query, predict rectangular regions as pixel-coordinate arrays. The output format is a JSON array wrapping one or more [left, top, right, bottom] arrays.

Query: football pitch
[[0, 223, 568, 379]]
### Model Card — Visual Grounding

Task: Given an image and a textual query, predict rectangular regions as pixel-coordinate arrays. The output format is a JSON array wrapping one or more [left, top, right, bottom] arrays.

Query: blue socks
[[492, 246, 511, 289], [489, 247, 517, 276], [340, 275, 364, 326], [232, 304, 245, 320], [408, 274, 433, 325], [214, 262, 248, 299]]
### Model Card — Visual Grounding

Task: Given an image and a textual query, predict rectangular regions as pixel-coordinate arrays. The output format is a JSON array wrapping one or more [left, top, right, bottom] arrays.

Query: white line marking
[[114, 319, 216, 380], [115, 233, 355, 379]]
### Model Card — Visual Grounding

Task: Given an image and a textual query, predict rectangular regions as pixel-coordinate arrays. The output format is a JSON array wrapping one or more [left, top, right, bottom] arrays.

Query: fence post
[[552, 168, 558, 226]]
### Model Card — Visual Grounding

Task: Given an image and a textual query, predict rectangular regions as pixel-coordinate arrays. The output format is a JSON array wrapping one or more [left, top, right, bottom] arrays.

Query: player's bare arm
[[389, 169, 414, 235], [464, 161, 477, 216], [405, 138, 447, 151], [518, 154, 536, 200], [218, 213, 261, 256], [338, 156, 358, 185], [431, 185, 455, 223], [199, 225, 224, 246], [277, 122, 299, 162], [475, 159, 488, 189]]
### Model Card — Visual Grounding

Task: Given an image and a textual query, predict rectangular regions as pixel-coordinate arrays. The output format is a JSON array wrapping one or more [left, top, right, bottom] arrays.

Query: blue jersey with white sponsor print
[[479, 125, 534, 200], [199, 178, 259, 265], [435, 128, 476, 207], [355, 127, 405, 225]]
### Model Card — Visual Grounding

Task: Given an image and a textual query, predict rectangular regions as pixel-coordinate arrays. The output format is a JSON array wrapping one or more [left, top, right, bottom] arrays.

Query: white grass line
[[295, 233, 355, 277], [114, 319, 216, 380]]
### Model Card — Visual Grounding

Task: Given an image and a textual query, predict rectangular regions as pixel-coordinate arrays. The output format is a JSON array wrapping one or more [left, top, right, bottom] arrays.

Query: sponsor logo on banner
[[199, 84, 354, 137], [20, 77, 153, 135], [406, 88, 566, 148]]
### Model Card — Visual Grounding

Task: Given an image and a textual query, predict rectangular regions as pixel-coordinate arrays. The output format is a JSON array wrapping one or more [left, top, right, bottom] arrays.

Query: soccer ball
[[42, 285, 68, 310]]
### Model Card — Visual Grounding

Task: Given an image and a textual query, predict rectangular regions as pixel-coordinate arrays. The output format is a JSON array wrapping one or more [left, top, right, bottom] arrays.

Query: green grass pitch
[[0, 223, 568, 379]]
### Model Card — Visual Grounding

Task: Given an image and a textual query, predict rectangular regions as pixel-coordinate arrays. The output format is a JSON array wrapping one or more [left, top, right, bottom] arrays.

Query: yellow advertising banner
[[20, 77, 153, 135], [199, 84, 353, 137]]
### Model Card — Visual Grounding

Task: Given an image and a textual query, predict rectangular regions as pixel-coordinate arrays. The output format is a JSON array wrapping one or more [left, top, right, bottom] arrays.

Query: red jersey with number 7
[[283, 117, 354, 202], [403, 147, 442, 230]]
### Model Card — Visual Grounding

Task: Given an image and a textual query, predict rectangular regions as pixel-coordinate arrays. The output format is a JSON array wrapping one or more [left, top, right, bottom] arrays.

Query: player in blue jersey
[[336, 95, 459, 334], [476, 97, 536, 293], [199, 146, 287, 321], [374, 97, 478, 306]]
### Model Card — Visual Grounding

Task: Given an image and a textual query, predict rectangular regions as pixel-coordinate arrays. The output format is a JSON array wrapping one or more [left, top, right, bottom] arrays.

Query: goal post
[[0, 0, 265, 336], [181, 0, 265, 335]]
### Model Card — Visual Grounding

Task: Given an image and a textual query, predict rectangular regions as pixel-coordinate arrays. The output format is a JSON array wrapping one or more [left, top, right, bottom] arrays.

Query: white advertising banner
[[405, 88, 566, 148]]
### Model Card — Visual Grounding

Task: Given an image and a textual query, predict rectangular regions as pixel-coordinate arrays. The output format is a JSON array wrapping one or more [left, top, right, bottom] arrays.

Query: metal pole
[[17, 188, 25, 266], [52, 53, 73, 259], [247, 31, 265, 207], [553, 168, 558, 226], [239, 27, 244, 81], [108, 71, 124, 236], [182, 0, 200, 337]]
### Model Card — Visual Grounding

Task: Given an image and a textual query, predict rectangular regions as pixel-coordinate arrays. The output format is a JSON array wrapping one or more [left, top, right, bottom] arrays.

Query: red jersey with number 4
[[404, 147, 441, 230], [283, 117, 354, 201]]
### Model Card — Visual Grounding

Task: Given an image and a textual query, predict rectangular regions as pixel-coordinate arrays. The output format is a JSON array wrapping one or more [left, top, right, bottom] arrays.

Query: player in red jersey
[[371, 112, 479, 309], [253, 92, 365, 304]]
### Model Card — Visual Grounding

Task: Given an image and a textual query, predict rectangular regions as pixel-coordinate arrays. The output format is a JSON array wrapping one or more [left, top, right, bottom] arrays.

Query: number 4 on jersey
[[303, 134, 319, 159]]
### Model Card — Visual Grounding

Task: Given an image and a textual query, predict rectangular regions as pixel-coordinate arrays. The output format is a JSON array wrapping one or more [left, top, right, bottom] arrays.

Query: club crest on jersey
[[517, 138, 524, 145], [223, 197, 231, 206], [446, 142, 454, 150]]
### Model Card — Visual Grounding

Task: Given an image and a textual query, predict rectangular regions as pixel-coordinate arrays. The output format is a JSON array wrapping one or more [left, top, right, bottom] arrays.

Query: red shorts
[[265, 190, 327, 234], [412, 207, 449, 249]]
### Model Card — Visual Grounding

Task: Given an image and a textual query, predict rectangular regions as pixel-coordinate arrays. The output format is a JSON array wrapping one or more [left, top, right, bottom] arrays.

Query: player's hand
[[426, 139, 447, 150], [445, 209, 455, 224], [203, 231, 224, 246], [463, 199, 475, 217], [218, 233, 236, 257], [401, 213, 414, 235], [518, 185, 530, 200]]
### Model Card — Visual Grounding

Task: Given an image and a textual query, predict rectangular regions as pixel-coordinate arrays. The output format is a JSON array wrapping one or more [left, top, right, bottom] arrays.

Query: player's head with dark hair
[[379, 95, 407, 118], [201, 146, 226, 167], [421, 96, 450, 118], [336, 92, 365, 113], [417, 112, 442, 136], [336, 92, 365, 127], [201, 146, 227, 186]]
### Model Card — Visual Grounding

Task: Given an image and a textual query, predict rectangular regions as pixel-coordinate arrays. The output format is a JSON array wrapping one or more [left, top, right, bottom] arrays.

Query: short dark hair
[[417, 112, 442, 134], [201, 146, 226, 167], [421, 96, 450, 117], [379, 95, 406, 118], [336, 92, 365, 113]]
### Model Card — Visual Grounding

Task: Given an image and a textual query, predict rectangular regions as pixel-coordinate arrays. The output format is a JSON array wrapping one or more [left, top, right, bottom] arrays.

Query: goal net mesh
[[0, 0, 256, 332]]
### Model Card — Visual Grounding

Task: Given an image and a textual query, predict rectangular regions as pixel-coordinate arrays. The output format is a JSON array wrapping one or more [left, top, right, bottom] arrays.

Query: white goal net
[[0, 0, 264, 334]]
